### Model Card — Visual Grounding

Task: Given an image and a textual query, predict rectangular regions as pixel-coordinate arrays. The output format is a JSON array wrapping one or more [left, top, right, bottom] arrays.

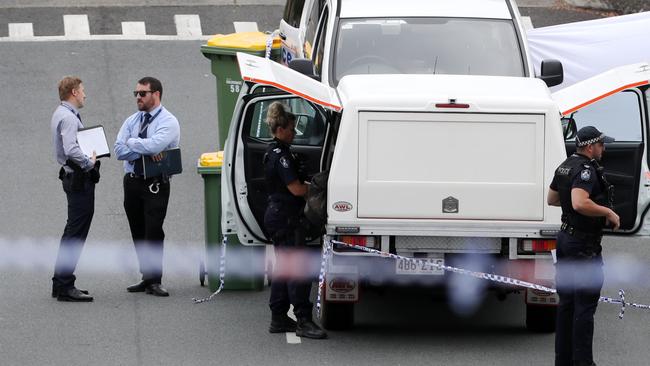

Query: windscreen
[[333, 17, 525, 84]]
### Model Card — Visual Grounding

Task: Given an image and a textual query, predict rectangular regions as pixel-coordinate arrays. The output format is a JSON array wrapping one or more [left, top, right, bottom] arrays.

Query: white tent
[[527, 11, 650, 89]]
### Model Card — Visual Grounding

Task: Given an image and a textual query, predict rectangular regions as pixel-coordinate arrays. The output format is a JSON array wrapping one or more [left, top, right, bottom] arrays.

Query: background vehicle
[[225, 0, 650, 332]]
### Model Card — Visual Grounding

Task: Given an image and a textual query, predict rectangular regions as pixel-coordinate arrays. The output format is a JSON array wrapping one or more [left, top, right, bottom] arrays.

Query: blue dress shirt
[[51, 101, 94, 172], [114, 105, 180, 174]]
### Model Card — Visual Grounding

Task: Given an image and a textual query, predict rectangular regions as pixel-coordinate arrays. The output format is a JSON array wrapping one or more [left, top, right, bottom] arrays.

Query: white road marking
[[286, 332, 301, 344], [121, 21, 146, 36], [63, 14, 90, 37], [8, 23, 33, 38], [233, 21, 258, 33], [0, 35, 211, 42], [521, 16, 534, 31], [286, 305, 300, 343], [174, 14, 202, 37]]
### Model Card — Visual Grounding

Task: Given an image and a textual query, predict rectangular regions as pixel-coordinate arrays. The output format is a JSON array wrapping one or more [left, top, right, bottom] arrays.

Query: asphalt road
[[0, 3, 649, 366]]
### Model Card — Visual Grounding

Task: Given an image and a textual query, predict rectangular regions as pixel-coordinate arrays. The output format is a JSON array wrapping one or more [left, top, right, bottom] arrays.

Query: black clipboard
[[142, 147, 183, 179], [77, 125, 111, 158]]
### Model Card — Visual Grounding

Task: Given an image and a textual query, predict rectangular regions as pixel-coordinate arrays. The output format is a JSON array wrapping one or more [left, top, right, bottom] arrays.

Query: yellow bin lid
[[207, 32, 281, 51], [199, 151, 224, 167]]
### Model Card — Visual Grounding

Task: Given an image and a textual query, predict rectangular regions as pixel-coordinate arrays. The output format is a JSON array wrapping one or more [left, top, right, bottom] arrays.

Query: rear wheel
[[526, 304, 556, 332], [320, 300, 355, 330]]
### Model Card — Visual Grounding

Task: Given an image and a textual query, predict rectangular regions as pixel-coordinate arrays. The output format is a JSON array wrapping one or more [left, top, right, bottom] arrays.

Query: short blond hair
[[58, 76, 82, 101], [265, 102, 295, 134]]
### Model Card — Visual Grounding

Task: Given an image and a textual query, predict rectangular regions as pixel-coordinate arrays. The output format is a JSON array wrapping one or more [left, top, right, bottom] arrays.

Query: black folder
[[142, 147, 183, 179]]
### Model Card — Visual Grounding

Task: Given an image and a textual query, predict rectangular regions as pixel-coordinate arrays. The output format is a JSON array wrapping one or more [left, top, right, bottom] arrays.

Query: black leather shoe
[[52, 286, 88, 298], [127, 281, 148, 293], [57, 288, 94, 302], [145, 283, 169, 297], [296, 318, 327, 339], [269, 313, 297, 333]]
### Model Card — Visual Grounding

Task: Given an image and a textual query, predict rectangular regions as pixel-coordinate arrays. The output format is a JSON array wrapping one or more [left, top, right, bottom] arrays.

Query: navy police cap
[[575, 126, 615, 147]]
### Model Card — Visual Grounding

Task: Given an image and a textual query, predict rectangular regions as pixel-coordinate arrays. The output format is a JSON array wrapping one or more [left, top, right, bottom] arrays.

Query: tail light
[[337, 236, 376, 249], [521, 239, 556, 253]]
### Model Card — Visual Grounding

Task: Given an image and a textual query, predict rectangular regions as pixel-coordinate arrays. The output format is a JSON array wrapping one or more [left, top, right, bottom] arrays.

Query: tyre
[[320, 300, 355, 330], [526, 304, 556, 333]]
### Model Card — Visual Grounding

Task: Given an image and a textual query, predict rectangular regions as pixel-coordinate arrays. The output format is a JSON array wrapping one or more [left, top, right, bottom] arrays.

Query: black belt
[[560, 222, 602, 243]]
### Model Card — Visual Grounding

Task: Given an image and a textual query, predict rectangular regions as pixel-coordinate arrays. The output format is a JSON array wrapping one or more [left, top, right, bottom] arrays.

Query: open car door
[[552, 63, 650, 232], [222, 53, 341, 244]]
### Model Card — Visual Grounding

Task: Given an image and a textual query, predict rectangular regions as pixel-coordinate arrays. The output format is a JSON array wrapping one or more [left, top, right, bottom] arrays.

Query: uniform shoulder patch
[[580, 169, 591, 182], [273, 148, 281, 153], [279, 156, 290, 169]]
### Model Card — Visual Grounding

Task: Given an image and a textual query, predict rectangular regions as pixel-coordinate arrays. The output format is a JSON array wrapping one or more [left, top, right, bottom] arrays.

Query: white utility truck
[[222, 0, 650, 332]]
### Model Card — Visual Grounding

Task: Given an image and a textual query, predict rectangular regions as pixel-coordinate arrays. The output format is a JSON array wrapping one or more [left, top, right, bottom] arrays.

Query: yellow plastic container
[[199, 151, 224, 168]]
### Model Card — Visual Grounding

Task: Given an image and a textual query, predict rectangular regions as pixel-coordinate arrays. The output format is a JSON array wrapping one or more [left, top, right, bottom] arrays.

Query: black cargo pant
[[53, 173, 95, 291], [555, 231, 604, 366], [123, 174, 170, 284], [265, 201, 314, 320]]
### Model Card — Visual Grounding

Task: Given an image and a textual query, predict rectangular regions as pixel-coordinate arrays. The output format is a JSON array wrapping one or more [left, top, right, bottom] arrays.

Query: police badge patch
[[280, 157, 290, 168], [580, 169, 591, 181]]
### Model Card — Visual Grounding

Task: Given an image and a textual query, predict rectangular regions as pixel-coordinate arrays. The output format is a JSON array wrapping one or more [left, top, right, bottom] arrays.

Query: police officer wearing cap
[[263, 102, 327, 339], [547, 126, 620, 366]]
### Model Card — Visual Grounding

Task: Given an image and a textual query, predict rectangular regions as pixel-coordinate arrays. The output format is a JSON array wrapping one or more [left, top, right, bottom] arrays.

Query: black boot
[[296, 318, 327, 339], [269, 313, 297, 333]]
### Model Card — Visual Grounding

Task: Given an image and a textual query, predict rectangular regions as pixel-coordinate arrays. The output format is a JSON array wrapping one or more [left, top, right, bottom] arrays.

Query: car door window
[[303, 1, 323, 58], [569, 90, 643, 142], [247, 97, 326, 146], [283, 0, 306, 28], [313, 7, 329, 77]]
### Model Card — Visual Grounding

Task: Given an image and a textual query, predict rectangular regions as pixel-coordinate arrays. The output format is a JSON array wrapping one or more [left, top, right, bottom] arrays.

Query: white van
[[224, 0, 650, 332]]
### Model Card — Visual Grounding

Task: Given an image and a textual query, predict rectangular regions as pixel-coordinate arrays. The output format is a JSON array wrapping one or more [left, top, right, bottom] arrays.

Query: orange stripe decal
[[243, 76, 342, 112], [562, 80, 649, 116]]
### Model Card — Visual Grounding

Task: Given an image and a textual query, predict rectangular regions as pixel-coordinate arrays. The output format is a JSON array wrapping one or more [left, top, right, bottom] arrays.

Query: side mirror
[[561, 116, 577, 140], [540, 59, 564, 87], [288, 58, 319, 80]]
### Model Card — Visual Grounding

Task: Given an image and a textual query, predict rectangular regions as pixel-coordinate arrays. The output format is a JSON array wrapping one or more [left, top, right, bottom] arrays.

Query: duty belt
[[560, 222, 602, 243]]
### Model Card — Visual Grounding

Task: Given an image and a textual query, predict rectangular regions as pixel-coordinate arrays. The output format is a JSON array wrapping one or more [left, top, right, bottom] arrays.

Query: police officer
[[547, 126, 620, 366], [263, 102, 327, 339]]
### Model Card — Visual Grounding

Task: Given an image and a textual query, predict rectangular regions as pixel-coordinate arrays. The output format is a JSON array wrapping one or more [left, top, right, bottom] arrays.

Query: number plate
[[395, 255, 444, 275]]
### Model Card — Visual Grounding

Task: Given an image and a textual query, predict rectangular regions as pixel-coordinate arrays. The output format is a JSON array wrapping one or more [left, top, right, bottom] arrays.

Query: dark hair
[[58, 76, 82, 101], [138, 76, 163, 99]]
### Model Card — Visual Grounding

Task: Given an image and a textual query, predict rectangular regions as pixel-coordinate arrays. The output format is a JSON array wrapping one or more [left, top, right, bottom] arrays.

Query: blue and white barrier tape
[[192, 236, 227, 304], [317, 239, 650, 319], [265, 30, 280, 60], [315, 240, 332, 318]]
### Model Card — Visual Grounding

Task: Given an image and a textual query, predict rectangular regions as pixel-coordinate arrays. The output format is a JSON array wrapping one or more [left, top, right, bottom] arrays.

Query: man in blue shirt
[[115, 77, 180, 297], [51, 76, 97, 302]]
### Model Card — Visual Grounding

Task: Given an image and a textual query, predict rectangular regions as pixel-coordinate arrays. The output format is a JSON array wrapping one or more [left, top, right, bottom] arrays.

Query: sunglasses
[[133, 90, 154, 97]]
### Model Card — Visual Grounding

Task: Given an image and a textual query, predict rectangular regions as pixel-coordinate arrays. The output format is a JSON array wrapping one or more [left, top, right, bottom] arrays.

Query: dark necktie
[[139, 113, 152, 138], [76, 112, 82, 123]]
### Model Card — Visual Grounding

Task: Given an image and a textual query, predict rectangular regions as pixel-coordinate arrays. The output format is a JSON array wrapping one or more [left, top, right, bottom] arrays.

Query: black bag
[[302, 171, 329, 239]]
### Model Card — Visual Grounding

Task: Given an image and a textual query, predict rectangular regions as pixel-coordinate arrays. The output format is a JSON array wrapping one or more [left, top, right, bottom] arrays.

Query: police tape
[[315, 240, 332, 319], [265, 30, 280, 60], [316, 239, 650, 320], [192, 236, 227, 304]]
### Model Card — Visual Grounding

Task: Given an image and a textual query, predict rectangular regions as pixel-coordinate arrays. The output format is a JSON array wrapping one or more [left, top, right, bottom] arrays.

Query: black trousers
[[555, 231, 604, 366], [53, 174, 95, 290], [265, 203, 314, 320], [123, 174, 170, 284]]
